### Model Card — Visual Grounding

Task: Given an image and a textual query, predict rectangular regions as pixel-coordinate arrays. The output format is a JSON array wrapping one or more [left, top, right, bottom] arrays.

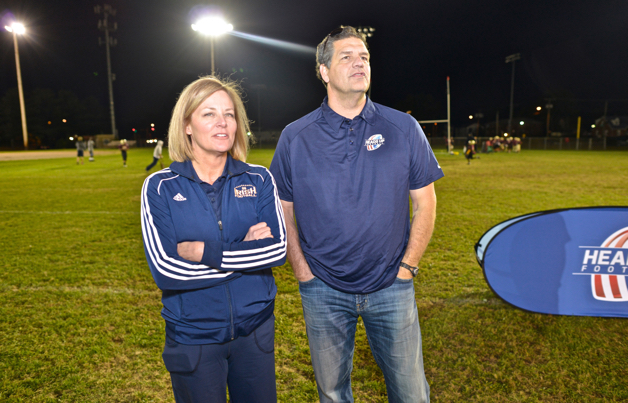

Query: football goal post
[[418, 77, 452, 153]]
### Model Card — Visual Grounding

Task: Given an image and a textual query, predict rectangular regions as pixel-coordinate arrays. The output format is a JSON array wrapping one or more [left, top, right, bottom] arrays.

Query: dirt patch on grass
[[0, 150, 117, 161]]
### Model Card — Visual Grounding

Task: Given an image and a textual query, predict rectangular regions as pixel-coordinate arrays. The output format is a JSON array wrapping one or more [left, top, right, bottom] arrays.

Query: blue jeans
[[146, 157, 160, 171], [299, 277, 429, 403]]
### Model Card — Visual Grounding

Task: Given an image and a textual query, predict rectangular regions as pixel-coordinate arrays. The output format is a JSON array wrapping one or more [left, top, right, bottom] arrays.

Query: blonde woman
[[141, 76, 286, 403]]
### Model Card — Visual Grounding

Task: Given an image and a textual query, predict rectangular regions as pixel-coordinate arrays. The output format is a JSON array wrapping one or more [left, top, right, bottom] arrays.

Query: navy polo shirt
[[270, 97, 444, 294]]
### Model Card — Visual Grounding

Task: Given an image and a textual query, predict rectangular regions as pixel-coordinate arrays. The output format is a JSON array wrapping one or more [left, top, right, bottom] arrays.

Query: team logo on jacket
[[575, 227, 628, 301], [365, 134, 385, 151], [234, 184, 257, 198]]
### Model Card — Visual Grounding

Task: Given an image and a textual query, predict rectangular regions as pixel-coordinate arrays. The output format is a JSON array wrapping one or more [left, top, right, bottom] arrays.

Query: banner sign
[[475, 207, 628, 317]]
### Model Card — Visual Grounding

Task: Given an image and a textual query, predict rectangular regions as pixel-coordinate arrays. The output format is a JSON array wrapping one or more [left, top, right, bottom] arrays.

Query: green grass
[[0, 148, 627, 402]]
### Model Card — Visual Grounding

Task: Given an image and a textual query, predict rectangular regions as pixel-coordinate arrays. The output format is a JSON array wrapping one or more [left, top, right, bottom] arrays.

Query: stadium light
[[192, 16, 233, 75], [5, 22, 29, 149]]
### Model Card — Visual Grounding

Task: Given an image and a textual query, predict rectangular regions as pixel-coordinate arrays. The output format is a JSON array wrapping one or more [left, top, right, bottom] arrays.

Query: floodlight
[[192, 17, 233, 36]]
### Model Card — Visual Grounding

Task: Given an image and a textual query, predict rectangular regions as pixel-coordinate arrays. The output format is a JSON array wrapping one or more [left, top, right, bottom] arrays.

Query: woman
[[141, 76, 286, 403]]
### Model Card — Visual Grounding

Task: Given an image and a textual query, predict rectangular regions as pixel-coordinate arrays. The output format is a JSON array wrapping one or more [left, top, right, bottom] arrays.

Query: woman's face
[[186, 90, 237, 158]]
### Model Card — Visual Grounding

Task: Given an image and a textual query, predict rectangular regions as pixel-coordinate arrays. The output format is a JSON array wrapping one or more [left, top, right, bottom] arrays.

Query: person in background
[[465, 130, 478, 164], [270, 26, 443, 403], [141, 76, 286, 403], [76, 136, 85, 165], [87, 137, 95, 162], [146, 140, 164, 172], [465, 139, 477, 164], [493, 136, 502, 152], [513, 137, 522, 153], [118, 139, 128, 167]]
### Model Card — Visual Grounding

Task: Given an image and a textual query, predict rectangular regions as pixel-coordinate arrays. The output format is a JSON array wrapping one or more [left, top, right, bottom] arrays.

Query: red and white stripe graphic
[[592, 227, 628, 302]]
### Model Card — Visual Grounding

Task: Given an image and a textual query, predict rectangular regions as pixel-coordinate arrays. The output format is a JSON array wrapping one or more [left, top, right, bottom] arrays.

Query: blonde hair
[[168, 76, 252, 162]]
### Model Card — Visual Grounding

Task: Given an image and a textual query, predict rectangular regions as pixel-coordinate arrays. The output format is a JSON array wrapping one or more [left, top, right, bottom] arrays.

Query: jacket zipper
[[225, 282, 235, 340], [217, 201, 230, 337]]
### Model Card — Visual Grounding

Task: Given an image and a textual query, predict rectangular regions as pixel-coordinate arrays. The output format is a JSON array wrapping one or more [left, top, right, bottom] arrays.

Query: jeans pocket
[[162, 335, 202, 374], [298, 276, 318, 286], [395, 276, 414, 284], [254, 315, 275, 354]]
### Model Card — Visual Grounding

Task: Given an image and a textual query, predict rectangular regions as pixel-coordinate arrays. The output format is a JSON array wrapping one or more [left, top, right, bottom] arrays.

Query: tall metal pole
[[257, 89, 261, 131], [210, 36, 215, 75], [545, 102, 553, 135], [508, 61, 515, 136], [356, 26, 375, 100], [576, 116, 581, 151], [96, 5, 118, 138], [105, 17, 116, 138], [11, 30, 29, 149], [505, 53, 520, 137], [447, 76, 451, 154]]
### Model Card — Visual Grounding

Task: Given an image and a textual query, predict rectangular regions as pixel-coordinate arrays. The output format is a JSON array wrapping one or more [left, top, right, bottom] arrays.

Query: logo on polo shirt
[[234, 184, 257, 198], [575, 227, 628, 301], [365, 134, 385, 151]]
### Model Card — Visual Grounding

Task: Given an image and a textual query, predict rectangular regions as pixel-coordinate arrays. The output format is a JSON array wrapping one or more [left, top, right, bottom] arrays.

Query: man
[[270, 26, 443, 403], [87, 137, 95, 162], [145, 140, 164, 172]]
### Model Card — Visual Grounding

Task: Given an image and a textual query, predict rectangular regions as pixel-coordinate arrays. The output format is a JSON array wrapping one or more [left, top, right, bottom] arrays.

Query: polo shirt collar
[[321, 96, 377, 132]]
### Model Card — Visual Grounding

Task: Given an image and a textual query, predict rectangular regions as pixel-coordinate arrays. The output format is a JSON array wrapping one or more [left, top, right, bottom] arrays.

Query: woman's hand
[[177, 241, 204, 262], [244, 222, 273, 241]]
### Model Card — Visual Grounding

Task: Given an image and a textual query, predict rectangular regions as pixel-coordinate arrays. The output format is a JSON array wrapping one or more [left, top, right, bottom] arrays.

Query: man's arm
[[281, 200, 315, 282], [398, 183, 437, 279]]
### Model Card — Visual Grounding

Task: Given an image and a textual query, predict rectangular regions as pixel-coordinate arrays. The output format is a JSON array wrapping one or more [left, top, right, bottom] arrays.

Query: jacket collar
[[321, 95, 377, 132], [169, 154, 250, 182]]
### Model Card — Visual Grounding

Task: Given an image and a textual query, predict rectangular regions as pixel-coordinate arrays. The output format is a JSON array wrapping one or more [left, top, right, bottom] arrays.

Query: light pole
[[505, 53, 520, 137], [95, 4, 118, 138], [356, 26, 375, 99], [251, 84, 267, 133], [545, 102, 553, 136], [5, 22, 28, 149], [192, 17, 233, 75]]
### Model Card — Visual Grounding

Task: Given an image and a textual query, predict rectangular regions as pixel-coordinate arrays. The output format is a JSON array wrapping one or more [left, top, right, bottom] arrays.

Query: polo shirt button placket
[[347, 120, 358, 159]]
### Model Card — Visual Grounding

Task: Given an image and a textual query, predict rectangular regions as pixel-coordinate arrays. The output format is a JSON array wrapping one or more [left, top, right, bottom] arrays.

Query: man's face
[[320, 37, 370, 96]]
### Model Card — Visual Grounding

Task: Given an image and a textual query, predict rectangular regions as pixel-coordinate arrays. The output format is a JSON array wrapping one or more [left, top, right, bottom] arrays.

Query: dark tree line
[[0, 88, 108, 149]]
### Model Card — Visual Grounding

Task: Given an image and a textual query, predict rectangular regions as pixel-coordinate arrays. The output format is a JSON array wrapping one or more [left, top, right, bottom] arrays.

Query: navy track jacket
[[141, 157, 287, 344]]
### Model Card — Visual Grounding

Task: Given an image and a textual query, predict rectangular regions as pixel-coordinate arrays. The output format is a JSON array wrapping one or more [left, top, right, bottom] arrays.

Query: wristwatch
[[400, 262, 419, 277]]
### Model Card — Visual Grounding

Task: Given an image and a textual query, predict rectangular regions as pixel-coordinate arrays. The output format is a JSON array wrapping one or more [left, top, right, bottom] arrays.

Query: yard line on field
[[0, 210, 138, 215], [1, 284, 159, 296]]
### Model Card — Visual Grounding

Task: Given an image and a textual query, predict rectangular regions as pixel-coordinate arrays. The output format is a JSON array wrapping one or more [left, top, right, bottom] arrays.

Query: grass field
[[1, 147, 627, 402]]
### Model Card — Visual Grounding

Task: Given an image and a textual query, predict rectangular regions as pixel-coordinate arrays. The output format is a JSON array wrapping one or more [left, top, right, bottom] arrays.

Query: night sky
[[2, 0, 627, 140]]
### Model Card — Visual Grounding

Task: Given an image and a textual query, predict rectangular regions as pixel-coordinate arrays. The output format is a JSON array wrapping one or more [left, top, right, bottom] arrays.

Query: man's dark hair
[[315, 26, 368, 86]]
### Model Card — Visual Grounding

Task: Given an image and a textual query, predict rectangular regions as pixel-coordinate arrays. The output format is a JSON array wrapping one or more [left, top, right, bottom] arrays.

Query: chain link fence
[[428, 136, 628, 151], [249, 132, 628, 151]]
